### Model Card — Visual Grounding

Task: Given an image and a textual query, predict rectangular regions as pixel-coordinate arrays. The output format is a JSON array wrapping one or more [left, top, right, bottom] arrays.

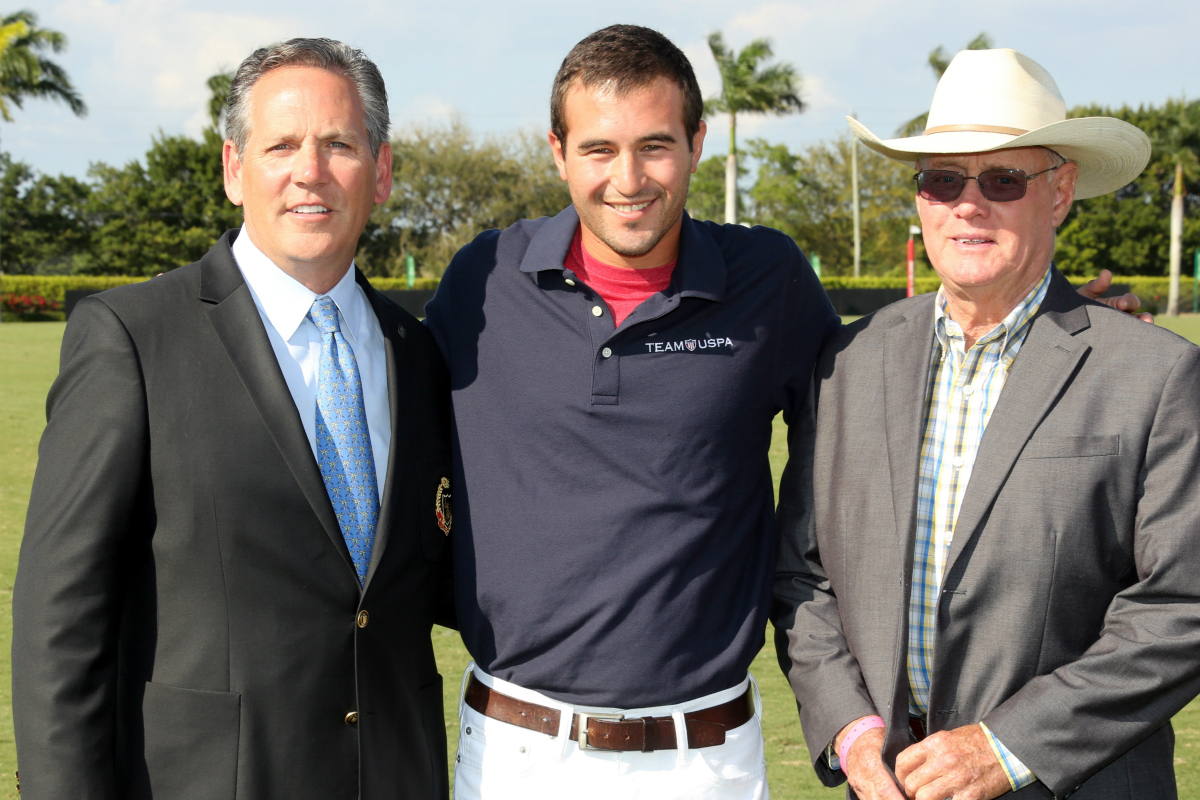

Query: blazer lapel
[[943, 273, 1092, 576], [357, 272, 414, 589], [200, 233, 358, 581], [882, 296, 938, 559], [879, 296, 938, 731]]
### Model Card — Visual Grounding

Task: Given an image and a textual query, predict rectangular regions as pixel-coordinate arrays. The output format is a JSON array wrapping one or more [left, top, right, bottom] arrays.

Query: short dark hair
[[226, 38, 389, 157], [550, 25, 703, 150]]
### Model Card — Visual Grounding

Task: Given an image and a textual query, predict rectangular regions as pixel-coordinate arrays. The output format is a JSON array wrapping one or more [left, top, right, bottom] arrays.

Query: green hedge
[[820, 276, 944, 294], [1105, 277, 1196, 310], [819, 275, 1196, 314], [0, 274, 441, 303], [1, 275, 149, 303], [4, 274, 1194, 315], [367, 277, 442, 292]]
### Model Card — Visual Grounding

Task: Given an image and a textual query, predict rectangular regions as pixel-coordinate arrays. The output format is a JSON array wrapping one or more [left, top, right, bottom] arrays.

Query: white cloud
[[396, 94, 458, 128], [55, 0, 289, 134], [12, 0, 1200, 179], [724, 1, 813, 40]]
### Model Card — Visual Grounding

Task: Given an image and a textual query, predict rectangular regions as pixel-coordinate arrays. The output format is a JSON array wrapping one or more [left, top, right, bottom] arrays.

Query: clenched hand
[[894, 724, 1011, 800]]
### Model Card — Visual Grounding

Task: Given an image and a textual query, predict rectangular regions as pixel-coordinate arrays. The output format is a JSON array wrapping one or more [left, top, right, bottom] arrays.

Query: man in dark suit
[[12, 38, 453, 799], [774, 49, 1200, 800]]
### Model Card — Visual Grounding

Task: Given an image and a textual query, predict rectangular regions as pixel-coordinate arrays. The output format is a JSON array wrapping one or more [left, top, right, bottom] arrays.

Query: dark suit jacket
[[774, 270, 1200, 799], [12, 231, 454, 799]]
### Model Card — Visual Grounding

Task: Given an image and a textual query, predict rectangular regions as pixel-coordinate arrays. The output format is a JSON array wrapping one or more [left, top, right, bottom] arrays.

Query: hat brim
[[848, 116, 1151, 199]]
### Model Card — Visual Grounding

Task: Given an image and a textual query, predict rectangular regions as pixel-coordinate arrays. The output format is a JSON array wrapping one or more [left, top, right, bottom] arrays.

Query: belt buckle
[[577, 712, 624, 750]]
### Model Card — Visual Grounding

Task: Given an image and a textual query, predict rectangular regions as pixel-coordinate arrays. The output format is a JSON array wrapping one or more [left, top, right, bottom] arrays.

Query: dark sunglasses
[[914, 164, 1063, 203]]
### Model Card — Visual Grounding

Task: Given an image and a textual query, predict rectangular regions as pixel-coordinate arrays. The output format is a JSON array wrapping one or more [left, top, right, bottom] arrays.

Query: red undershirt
[[565, 228, 676, 327]]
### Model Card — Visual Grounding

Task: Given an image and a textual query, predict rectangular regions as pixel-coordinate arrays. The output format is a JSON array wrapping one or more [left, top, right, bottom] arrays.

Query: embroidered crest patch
[[435, 477, 452, 535]]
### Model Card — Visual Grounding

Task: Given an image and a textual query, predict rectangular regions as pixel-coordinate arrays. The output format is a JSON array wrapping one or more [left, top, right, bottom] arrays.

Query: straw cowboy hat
[[848, 48, 1151, 199]]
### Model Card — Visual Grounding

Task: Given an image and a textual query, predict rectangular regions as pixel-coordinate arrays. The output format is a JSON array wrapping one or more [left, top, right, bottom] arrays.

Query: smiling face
[[549, 76, 705, 268], [917, 146, 1077, 307], [223, 66, 392, 290]]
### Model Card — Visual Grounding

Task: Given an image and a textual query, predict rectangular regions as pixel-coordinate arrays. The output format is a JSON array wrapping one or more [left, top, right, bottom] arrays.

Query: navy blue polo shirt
[[424, 206, 838, 707]]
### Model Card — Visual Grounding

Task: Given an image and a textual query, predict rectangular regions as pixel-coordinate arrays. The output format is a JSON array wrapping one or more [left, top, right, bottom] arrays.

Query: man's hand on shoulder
[[1078, 269, 1154, 323], [894, 724, 1011, 800], [836, 719, 906, 800]]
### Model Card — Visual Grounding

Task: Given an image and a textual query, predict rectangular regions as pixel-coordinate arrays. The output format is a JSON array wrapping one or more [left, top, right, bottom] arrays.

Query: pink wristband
[[838, 715, 886, 769]]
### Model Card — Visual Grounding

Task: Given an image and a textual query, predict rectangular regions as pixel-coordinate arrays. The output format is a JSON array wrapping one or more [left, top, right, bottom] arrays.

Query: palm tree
[[0, 9, 86, 122], [207, 71, 233, 129], [705, 32, 802, 225], [0, 10, 85, 280], [896, 33, 991, 137], [1157, 99, 1200, 315]]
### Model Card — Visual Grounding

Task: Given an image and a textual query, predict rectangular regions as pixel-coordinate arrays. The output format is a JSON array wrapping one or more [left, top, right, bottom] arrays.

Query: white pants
[[453, 663, 768, 800]]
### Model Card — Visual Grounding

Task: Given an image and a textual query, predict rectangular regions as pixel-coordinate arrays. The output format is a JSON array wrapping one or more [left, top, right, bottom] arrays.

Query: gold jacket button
[[345, 711, 359, 725], [357, 610, 369, 628]]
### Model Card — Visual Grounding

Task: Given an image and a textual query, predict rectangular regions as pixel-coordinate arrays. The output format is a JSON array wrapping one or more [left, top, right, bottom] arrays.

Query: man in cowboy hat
[[774, 48, 1200, 800]]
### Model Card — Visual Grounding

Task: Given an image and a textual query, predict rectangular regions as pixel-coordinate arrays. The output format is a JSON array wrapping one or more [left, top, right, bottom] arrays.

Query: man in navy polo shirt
[[424, 25, 835, 799], [424, 23, 1144, 800]]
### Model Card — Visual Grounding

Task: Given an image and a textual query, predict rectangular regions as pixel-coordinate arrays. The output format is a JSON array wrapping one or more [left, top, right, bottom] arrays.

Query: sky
[[7, 0, 1200, 180]]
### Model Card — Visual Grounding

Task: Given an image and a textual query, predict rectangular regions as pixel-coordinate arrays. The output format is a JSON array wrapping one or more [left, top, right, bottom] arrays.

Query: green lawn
[[3, 318, 1199, 797]]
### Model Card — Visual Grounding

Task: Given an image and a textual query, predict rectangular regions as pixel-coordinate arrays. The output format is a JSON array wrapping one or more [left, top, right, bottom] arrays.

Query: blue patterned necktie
[[308, 295, 378, 585]]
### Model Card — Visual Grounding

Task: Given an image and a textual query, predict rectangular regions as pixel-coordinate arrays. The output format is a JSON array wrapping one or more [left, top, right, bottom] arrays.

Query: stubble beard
[[577, 177, 691, 259]]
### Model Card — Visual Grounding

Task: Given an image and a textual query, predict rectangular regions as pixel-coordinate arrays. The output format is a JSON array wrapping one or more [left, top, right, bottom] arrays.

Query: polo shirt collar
[[520, 205, 726, 302]]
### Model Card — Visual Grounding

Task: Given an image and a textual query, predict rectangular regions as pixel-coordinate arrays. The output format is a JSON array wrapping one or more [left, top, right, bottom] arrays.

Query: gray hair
[[225, 38, 390, 157]]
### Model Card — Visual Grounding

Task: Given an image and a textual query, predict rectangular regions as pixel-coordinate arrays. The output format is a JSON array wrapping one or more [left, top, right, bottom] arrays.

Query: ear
[[548, 130, 568, 181], [690, 119, 707, 173], [223, 140, 244, 207], [374, 141, 393, 204], [1050, 161, 1078, 227]]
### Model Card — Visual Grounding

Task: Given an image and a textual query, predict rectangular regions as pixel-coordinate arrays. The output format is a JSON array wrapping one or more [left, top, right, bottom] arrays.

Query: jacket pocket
[[1020, 434, 1120, 459], [121, 678, 240, 799]]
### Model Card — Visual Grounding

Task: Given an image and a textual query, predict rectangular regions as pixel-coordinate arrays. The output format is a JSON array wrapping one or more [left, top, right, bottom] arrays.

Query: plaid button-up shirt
[[907, 267, 1051, 791]]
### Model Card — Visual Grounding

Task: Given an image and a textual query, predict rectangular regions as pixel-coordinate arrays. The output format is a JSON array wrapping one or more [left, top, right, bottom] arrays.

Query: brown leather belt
[[463, 674, 754, 752]]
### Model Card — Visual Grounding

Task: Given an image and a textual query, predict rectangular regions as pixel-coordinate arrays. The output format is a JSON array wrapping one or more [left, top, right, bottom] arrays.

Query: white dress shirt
[[231, 227, 391, 492]]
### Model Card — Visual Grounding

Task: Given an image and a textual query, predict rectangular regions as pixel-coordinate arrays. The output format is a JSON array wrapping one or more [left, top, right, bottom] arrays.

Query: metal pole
[[406, 253, 416, 290], [850, 112, 861, 278], [1168, 163, 1184, 315], [907, 226, 920, 298], [725, 111, 738, 226], [1, 127, 5, 324]]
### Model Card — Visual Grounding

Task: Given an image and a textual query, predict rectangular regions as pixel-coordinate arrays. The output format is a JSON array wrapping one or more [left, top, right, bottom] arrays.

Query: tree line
[[4, 103, 1193, 280], [0, 113, 575, 278], [0, 12, 1195, 282], [687, 97, 1199, 279]]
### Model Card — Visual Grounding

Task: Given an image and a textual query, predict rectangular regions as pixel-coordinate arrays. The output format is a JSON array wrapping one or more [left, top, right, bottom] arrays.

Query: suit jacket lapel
[[880, 296, 938, 725], [200, 232, 358, 582], [882, 295, 938, 560], [357, 272, 414, 589], [943, 272, 1093, 577]]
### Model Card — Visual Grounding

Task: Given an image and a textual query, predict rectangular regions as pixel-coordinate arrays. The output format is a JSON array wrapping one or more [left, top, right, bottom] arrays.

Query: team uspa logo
[[435, 477, 452, 535], [643, 336, 734, 354]]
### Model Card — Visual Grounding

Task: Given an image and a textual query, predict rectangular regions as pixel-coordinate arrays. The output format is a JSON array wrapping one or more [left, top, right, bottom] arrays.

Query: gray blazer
[[13, 231, 455, 799], [773, 270, 1200, 800]]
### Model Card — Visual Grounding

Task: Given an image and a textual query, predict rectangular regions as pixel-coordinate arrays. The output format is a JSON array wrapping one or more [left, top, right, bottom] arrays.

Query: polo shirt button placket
[[584, 300, 621, 405]]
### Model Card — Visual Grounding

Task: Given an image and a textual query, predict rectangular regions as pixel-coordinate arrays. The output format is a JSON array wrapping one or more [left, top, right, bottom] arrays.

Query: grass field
[[3, 318, 1200, 797]]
